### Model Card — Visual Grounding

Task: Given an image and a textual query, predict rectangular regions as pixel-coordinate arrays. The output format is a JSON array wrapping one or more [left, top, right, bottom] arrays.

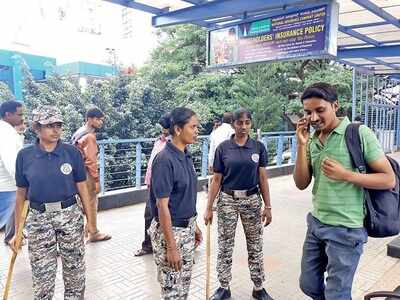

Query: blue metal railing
[[98, 131, 296, 193]]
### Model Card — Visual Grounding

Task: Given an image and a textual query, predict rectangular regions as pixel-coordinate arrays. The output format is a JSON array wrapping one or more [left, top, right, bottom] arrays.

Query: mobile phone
[[304, 116, 311, 132], [298, 117, 310, 132]]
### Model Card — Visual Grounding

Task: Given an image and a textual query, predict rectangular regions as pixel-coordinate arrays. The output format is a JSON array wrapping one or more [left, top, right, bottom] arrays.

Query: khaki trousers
[[86, 172, 99, 230]]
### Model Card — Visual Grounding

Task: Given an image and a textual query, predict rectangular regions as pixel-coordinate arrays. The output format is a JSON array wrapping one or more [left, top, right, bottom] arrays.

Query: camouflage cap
[[32, 106, 63, 125]]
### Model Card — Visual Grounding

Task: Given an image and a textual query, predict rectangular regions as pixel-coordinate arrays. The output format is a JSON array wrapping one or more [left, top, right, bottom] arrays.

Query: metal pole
[[201, 138, 209, 177], [352, 68, 357, 122], [364, 74, 369, 126], [290, 136, 297, 163], [99, 144, 105, 194], [277, 135, 284, 166], [135, 143, 142, 188], [396, 95, 400, 150]]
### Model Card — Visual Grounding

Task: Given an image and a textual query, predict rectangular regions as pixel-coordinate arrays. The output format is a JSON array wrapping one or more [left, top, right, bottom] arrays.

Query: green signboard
[[248, 19, 271, 36]]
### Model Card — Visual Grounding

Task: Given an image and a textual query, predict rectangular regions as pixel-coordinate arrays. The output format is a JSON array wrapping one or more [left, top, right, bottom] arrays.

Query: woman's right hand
[[9, 236, 19, 253], [166, 246, 182, 271], [296, 117, 310, 146], [204, 208, 213, 225]]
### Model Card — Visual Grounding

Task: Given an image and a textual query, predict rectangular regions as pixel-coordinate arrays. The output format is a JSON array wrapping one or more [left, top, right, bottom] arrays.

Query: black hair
[[301, 82, 338, 103], [354, 115, 362, 122], [0, 100, 22, 118], [159, 113, 171, 129], [222, 112, 233, 124], [233, 107, 252, 121], [86, 107, 104, 119], [213, 117, 221, 124], [169, 107, 196, 136]]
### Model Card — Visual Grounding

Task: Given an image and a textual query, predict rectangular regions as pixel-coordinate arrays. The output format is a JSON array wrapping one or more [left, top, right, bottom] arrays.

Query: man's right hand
[[95, 181, 101, 194], [166, 246, 182, 271], [296, 117, 310, 146], [204, 208, 213, 225], [208, 166, 214, 174]]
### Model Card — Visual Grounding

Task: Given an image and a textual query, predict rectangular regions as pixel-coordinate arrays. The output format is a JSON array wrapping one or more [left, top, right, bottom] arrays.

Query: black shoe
[[209, 287, 231, 300], [252, 288, 273, 300], [134, 248, 153, 256]]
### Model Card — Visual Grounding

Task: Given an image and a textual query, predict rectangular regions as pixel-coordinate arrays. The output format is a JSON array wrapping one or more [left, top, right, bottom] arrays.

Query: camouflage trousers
[[217, 192, 265, 288], [148, 217, 196, 300], [26, 204, 85, 300]]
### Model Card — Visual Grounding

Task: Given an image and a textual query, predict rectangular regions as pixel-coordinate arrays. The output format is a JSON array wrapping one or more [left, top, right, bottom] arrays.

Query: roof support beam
[[181, 0, 206, 5], [354, 62, 400, 66], [103, 0, 210, 27], [338, 25, 380, 47], [103, 0, 166, 15], [339, 60, 374, 74], [338, 45, 400, 59], [352, 0, 400, 29], [152, 0, 322, 27], [339, 40, 400, 49], [367, 57, 400, 71], [346, 20, 389, 29]]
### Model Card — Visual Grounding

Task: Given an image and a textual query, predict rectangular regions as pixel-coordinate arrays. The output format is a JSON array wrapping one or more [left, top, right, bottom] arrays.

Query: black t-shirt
[[213, 136, 268, 190], [150, 142, 197, 222], [15, 141, 87, 204]]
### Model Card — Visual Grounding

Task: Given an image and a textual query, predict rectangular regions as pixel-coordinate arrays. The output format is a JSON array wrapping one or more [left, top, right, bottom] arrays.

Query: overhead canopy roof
[[104, 0, 400, 76]]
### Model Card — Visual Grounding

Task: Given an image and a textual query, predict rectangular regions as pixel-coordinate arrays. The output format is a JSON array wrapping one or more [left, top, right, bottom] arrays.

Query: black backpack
[[345, 123, 400, 238]]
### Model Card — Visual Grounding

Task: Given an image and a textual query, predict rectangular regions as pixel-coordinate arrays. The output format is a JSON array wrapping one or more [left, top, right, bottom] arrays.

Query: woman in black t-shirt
[[148, 107, 203, 300], [204, 107, 273, 300], [11, 106, 95, 299]]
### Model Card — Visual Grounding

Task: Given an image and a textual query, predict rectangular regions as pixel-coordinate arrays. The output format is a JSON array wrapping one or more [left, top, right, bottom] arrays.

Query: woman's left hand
[[194, 225, 203, 248], [262, 207, 272, 227]]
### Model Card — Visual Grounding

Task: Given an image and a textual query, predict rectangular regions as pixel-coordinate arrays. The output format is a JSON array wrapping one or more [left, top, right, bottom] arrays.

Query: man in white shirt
[[208, 112, 234, 172], [0, 100, 24, 245]]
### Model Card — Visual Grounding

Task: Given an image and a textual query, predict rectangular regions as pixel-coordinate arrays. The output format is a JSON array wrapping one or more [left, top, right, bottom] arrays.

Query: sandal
[[134, 248, 153, 256], [88, 232, 112, 243]]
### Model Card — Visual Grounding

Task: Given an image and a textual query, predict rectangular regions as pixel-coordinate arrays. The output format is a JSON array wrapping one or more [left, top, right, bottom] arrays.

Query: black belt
[[155, 218, 191, 228], [30, 196, 77, 213], [222, 186, 259, 198]]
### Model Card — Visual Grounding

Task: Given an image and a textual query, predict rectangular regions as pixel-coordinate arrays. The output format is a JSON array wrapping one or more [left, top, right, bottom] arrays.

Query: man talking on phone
[[293, 82, 395, 300]]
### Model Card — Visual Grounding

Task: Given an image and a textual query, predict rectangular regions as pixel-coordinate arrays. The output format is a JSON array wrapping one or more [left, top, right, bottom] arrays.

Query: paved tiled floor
[[1, 174, 400, 300]]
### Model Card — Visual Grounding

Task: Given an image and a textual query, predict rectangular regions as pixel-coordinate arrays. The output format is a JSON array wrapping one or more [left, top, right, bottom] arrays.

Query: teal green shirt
[[307, 117, 384, 228]]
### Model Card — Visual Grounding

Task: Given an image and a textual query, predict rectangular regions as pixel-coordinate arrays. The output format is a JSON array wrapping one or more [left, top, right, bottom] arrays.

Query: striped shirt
[[307, 117, 383, 228]]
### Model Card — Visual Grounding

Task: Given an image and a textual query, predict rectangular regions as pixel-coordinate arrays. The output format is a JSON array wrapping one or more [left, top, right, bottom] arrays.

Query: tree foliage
[[0, 82, 14, 102]]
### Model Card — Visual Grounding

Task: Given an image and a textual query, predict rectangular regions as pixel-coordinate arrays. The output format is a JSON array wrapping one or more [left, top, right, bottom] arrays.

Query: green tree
[[231, 63, 299, 131], [149, 25, 207, 75], [0, 82, 14, 102], [303, 64, 353, 116], [175, 72, 236, 130]]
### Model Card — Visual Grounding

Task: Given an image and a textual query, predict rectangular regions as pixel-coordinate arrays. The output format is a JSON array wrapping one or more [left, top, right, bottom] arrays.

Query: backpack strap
[[345, 123, 374, 227], [344, 123, 366, 174], [71, 128, 91, 145]]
